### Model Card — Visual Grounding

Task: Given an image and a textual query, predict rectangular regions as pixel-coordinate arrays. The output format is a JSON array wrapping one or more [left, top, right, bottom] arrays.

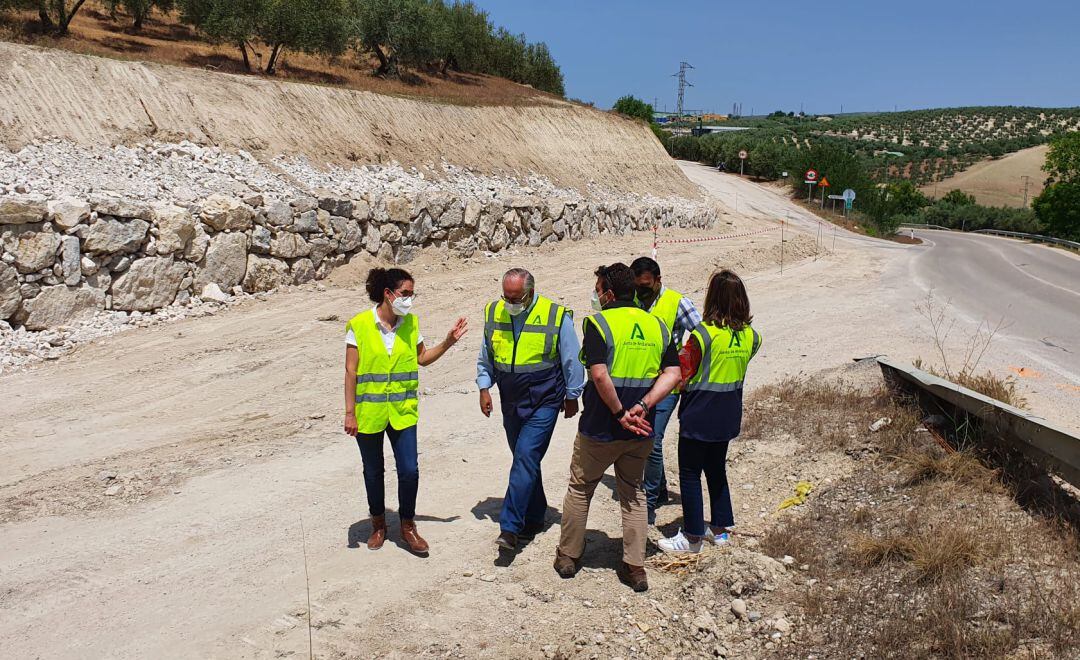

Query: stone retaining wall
[[1, 192, 719, 331]]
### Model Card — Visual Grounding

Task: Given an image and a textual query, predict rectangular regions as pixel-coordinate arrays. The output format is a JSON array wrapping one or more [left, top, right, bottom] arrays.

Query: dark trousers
[[678, 436, 734, 536], [499, 406, 558, 534], [355, 424, 419, 520]]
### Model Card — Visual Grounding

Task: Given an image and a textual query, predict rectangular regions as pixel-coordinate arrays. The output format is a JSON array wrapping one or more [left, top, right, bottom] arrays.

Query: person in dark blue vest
[[477, 268, 585, 551]]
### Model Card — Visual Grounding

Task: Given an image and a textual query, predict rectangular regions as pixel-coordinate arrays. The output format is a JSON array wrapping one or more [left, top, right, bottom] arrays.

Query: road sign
[[805, 169, 818, 181], [739, 150, 748, 159], [819, 177, 830, 187], [828, 194, 845, 200], [842, 188, 856, 202]]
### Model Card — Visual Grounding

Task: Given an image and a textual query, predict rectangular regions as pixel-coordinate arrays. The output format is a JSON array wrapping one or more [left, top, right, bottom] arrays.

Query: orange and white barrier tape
[[654, 223, 780, 246]]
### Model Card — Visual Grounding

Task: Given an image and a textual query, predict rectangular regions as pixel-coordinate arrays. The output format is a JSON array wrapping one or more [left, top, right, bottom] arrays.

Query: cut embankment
[[921, 145, 1048, 207], [0, 41, 694, 198]]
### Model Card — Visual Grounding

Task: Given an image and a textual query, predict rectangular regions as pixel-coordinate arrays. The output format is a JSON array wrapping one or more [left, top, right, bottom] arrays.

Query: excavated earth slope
[[0, 41, 696, 198]]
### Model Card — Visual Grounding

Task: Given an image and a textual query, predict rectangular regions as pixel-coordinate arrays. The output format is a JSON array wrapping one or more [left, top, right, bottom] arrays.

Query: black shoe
[[496, 531, 518, 550], [656, 488, 670, 506], [520, 520, 545, 538], [647, 508, 657, 526]]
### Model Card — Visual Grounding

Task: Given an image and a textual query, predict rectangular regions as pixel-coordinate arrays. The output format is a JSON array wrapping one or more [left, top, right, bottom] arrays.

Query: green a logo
[[630, 323, 646, 341], [728, 331, 742, 348], [532, 314, 542, 324]]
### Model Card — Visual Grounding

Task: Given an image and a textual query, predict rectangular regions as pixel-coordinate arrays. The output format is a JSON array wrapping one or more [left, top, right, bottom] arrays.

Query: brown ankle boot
[[367, 515, 387, 551], [400, 519, 429, 555]]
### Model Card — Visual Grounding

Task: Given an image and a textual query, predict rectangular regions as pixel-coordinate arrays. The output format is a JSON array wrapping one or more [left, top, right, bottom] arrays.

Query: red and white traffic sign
[[805, 169, 818, 181], [738, 150, 748, 159]]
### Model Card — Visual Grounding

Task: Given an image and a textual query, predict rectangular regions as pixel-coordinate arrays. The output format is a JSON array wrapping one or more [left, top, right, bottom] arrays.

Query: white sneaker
[[704, 527, 731, 545], [657, 529, 703, 554]]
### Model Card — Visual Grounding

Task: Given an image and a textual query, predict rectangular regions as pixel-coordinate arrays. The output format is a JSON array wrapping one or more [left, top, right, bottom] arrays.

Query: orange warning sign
[[819, 177, 830, 187]]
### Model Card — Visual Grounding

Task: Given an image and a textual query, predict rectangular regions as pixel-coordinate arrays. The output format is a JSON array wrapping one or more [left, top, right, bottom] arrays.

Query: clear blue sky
[[478, 0, 1080, 114]]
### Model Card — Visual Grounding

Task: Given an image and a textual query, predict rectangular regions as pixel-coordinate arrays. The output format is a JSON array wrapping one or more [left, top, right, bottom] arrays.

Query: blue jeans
[[499, 406, 559, 534], [643, 393, 679, 521], [356, 425, 419, 519], [678, 436, 734, 537]]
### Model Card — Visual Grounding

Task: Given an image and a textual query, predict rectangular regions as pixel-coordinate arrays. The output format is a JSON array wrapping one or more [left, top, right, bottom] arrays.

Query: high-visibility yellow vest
[[680, 321, 761, 442], [347, 309, 420, 434], [645, 287, 686, 392], [646, 288, 683, 345], [582, 306, 669, 390], [484, 295, 566, 373]]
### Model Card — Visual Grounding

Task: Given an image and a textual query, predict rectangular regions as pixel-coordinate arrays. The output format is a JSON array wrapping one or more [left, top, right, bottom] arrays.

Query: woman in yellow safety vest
[[343, 267, 468, 555], [657, 269, 761, 554]]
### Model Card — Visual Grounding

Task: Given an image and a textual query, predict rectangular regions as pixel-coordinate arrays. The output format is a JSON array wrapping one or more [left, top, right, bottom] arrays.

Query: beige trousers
[[558, 433, 651, 567]]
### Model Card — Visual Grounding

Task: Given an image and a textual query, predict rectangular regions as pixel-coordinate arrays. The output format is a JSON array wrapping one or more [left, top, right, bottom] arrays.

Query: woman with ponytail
[[344, 267, 468, 555]]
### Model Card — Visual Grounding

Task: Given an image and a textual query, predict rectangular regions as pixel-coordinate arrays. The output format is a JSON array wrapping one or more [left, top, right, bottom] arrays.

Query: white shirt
[[345, 306, 424, 355]]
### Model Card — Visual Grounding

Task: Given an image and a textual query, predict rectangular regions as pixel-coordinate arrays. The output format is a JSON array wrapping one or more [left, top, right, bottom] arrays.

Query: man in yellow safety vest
[[478, 268, 585, 553], [554, 262, 682, 592], [630, 256, 703, 526]]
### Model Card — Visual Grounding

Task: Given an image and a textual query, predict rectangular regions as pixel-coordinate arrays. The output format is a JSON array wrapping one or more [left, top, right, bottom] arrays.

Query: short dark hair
[[630, 256, 661, 278], [365, 267, 413, 303], [703, 269, 752, 331], [594, 263, 636, 301]]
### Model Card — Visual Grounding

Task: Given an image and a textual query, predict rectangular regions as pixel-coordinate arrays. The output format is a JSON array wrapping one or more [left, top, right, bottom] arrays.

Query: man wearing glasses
[[477, 268, 585, 552]]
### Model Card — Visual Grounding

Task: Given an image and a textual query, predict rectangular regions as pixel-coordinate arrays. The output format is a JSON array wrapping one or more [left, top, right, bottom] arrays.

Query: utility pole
[[673, 61, 694, 119], [1021, 175, 1031, 207]]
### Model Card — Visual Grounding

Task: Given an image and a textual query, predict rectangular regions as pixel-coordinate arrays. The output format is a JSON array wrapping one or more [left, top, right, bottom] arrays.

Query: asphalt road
[[910, 230, 1080, 390]]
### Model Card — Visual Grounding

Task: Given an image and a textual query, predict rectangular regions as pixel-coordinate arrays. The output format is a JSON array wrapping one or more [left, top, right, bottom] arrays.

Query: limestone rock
[[376, 242, 395, 263], [364, 223, 382, 254], [351, 199, 372, 222], [463, 199, 481, 228], [153, 205, 196, 255], [406, 213, 434, 244], [90, 196, 151, 220], [489, 224, 510, 252], [379, 223, 402, 244], [199, 195, 253, 232], [292, 210, 318, 233], [319, 197, 353, 218], [291, 258, 316, 284], [396, 245, 420, 264], [194, 232, 248, 292], [270, 232, 310, 258], [385, 196, 412, 224], [0, 262, 20, 319], [23, 284, 105, 330], [307, 237, 333, 267], [242, 255, 291, 293], [251, 224, 271, 253], [84, 218, 149, 254], [448, 227, 476, 258], [331, 216, 362, 253], [184, 224, 210, 262], [61, 236, 81, 285], [437, 203, 464, 229], [110, 257, 188, 311], [265, 200, 293, 227], [290, 196, 318, 213], [200, 282, 231, 303], [48, 197, 91, 230], [5, 228, 61, 273], [0, 195, 47, 224]]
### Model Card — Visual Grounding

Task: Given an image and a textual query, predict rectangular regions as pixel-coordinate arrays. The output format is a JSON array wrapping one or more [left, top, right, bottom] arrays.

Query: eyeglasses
[[501, 291, 533, 305]]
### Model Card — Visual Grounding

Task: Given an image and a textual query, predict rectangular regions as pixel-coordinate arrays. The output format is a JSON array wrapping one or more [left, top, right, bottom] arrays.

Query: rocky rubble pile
[[0, 140, 720, 338]]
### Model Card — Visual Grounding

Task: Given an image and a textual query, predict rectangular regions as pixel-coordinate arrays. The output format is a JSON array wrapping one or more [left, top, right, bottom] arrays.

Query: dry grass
[[747, 372, 1080, 659], [0, 3, 561, 107]]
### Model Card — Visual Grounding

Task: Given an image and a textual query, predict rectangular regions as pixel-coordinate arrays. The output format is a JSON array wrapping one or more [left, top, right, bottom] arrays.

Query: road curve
[[909, 230, 1080, 385]]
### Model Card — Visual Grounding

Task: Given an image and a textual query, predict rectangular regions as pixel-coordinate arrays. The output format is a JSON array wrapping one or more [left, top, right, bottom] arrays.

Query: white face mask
[[391, 295, 414, 317], [591, 290, 604, 312], [504, 292, 532, 317]]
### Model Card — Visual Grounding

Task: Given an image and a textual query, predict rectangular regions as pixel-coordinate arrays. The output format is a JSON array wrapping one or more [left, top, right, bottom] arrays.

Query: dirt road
[[2, 167, 1076, 658]]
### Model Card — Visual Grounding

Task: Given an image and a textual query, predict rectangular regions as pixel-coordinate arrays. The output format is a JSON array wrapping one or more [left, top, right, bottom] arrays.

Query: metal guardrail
[[972, 228, 1080, 250], [876, 356, 1080, 489], [897, 223, 1080, 250]]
